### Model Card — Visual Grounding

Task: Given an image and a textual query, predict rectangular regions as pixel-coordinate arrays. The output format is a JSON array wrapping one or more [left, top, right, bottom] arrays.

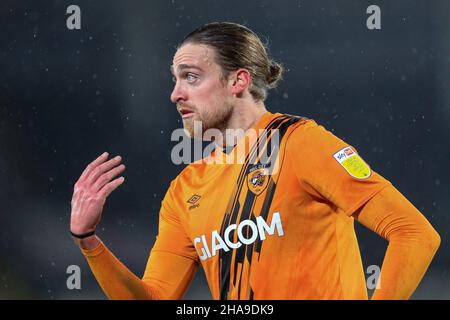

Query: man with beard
[[70, 22, 440, 300]]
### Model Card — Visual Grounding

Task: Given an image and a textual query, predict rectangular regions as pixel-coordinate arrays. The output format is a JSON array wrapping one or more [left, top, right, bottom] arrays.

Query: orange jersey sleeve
[[286, 119, 439, 299], [147, 179, 199, 261], [141, 178, 200, 299], [355, 184, 441, 299], [80, 179, 199, 300], [287, 119, 391, 216], [81, 241, 157, 299]]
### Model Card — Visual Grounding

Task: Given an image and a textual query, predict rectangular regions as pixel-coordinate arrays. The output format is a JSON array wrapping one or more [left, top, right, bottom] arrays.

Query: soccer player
[[70, 22, 440, 299]]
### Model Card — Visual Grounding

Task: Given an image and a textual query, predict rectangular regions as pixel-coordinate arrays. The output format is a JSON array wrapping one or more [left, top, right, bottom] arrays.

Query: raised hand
[[70, 152, 126, 235]]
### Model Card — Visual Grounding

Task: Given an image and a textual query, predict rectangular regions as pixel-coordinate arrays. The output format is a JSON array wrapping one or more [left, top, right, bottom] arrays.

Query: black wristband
[[70, 230, 96, 239]]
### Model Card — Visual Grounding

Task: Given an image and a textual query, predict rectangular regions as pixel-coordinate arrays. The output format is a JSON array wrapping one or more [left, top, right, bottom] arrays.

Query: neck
[[213, 100, 268, 149]]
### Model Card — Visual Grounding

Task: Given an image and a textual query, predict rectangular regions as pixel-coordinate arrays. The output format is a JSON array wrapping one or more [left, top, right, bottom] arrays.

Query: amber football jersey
[[145, 112, 391, 300]]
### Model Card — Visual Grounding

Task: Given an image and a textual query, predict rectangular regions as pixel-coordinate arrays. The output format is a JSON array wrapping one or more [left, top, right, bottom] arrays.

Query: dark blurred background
[[0, 0, 449, 299]]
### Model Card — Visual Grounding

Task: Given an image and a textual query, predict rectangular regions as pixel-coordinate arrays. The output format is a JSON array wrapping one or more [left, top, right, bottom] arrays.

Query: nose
[[170, 81, 187, 104]]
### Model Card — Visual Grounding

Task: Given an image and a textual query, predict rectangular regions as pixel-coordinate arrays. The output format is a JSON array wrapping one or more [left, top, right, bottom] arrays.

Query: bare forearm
[[74, 234, 101, 250]]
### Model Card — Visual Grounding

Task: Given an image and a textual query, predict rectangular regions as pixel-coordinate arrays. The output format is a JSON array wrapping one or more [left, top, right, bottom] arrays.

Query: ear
[[229, 68, 251, 97]]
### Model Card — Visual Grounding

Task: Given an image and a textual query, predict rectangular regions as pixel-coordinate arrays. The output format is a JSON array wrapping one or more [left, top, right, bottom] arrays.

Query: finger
[[92, 164, 126, 192], [99, 176, 125, 198], [86, 155, 122, 186], [79, 152, 109, 182]]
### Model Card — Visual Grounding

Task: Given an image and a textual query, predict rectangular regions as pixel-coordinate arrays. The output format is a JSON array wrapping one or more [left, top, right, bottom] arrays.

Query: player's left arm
[[353, 184, 440, 300], [287, 120, 440, 299]]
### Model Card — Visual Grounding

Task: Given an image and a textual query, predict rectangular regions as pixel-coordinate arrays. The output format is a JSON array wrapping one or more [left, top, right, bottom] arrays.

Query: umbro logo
[[187, 194, 201, 210]]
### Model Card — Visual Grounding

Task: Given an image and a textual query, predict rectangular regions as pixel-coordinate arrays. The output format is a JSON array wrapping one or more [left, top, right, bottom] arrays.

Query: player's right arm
[[70, 152, 198, 299]]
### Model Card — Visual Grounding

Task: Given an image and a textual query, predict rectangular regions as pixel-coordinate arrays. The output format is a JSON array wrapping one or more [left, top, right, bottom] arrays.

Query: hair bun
[[267, 61, 283, 88]]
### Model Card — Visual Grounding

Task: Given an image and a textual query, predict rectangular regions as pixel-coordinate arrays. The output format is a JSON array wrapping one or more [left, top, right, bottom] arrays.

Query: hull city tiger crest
[[247, 165, 270, 196]]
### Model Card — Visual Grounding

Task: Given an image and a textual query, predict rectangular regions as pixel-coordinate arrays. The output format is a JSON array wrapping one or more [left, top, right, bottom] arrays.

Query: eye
[[185, 73, 198, 83]]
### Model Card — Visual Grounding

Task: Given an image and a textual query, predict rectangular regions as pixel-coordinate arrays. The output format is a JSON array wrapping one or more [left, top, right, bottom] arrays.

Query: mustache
[[177, 103, 196, 112]]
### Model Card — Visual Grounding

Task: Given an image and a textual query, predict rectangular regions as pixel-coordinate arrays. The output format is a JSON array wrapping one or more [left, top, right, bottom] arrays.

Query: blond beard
[[183, 102, 233, 140]]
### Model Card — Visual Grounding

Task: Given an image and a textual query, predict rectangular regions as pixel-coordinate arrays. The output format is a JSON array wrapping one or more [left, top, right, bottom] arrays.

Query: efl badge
[[333, 146, 372, 180], [247, 165, 270, 196]]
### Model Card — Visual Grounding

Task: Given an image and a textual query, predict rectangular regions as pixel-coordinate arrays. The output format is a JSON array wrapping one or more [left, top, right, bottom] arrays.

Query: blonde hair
[[180, 22, 283, 101]]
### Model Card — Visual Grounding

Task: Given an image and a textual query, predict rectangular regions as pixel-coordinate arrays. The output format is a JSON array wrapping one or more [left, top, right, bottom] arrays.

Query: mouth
[[178, 107, 195, 119]]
